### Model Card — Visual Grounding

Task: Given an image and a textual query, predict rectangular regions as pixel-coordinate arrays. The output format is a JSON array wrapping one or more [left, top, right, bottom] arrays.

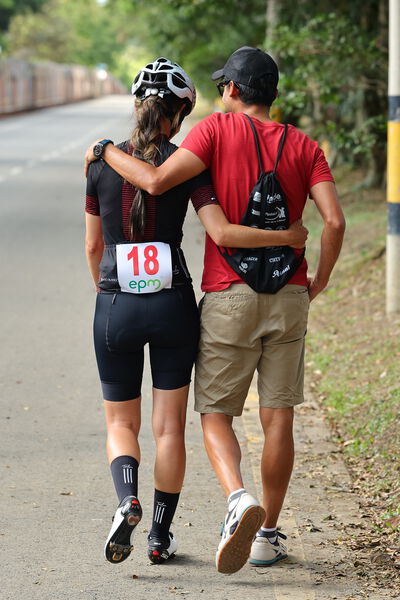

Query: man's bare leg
[[201, 413, 244, 496], [259, 406, 294, 527], [201, 412, 265, 574]]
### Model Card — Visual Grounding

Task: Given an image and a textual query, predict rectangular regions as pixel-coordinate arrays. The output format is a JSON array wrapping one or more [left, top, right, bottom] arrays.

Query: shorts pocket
[[201, 291, 257, 346], [204, 290, 255, 317], [280, 287, 309, 339]]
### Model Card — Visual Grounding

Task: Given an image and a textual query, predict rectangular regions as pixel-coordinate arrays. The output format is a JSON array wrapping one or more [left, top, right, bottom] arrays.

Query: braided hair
[[128, 95, 186, 241]]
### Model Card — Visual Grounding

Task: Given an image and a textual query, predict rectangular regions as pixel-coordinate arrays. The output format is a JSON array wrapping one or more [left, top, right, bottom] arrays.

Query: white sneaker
[[216, 492, 265, 574], [249, 530, 288, 566]]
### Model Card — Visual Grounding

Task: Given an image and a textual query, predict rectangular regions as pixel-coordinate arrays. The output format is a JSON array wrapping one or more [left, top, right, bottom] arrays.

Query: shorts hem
[[101, 381, 141, 402], [194, 405, 243, 417], [259, 396, 304, 409], [152, 377, 192, 391]]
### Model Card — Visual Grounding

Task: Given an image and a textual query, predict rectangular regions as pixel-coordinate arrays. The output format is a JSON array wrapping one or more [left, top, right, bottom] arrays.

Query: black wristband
[[93, 139, 114, 158]]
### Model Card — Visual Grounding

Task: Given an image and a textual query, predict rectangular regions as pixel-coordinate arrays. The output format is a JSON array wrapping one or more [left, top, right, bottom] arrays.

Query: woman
[[85, 57, 307, 566]]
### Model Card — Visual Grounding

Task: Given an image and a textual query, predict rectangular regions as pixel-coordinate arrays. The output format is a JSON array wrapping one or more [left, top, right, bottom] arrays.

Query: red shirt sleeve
[[309, 146, 335, 189], [181, 115, 216, 168]]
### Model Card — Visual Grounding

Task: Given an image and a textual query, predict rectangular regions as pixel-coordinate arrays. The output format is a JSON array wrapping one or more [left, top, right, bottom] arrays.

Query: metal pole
[[387, 0, 400, 313]]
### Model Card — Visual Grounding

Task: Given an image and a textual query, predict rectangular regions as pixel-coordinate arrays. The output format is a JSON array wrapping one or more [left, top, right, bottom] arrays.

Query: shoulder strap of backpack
[[243, 114, 263, 177], [273, 124, 288, 174], [244, 114, 288, 176]]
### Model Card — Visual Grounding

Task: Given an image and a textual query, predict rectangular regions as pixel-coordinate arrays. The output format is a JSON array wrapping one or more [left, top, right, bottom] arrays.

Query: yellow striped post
[[387, 0, 400, 313]]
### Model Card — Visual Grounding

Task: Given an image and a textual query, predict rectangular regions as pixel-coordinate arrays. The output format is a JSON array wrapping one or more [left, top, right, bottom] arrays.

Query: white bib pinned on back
[[116, 242, 172, 294]]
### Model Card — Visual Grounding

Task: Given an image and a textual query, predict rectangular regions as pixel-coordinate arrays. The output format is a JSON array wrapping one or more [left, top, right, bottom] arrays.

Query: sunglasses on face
[[216, 80, 230, 96]]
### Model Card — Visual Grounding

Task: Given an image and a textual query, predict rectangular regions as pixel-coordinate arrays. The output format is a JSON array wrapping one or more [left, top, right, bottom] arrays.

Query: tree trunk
[[265, 0, 279, 62], [363, 0, 388, 188]]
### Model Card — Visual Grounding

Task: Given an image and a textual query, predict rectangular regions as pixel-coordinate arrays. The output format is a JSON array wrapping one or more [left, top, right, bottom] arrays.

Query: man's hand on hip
[[307, 275, 328, 301]]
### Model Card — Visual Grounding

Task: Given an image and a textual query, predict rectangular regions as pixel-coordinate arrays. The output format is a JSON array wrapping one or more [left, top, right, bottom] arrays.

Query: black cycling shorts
[[93, 286, 200, 402]]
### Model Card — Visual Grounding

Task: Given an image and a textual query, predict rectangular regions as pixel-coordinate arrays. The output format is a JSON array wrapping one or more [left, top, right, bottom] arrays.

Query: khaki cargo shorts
[[194, 283, 310, 416]]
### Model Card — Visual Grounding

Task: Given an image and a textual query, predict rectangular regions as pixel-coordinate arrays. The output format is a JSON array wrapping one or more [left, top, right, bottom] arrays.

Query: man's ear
[[227, 81, 240, 98]]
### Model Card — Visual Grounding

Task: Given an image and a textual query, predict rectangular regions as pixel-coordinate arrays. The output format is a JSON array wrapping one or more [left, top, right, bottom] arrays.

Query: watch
[[93, 139, 114, 158]]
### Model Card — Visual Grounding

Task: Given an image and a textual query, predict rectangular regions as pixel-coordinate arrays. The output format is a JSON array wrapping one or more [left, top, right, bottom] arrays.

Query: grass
[[304, 165, 400, 522]]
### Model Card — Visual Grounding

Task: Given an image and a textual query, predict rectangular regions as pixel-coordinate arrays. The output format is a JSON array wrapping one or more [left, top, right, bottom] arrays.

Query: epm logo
[[129, 279, 161, 292]]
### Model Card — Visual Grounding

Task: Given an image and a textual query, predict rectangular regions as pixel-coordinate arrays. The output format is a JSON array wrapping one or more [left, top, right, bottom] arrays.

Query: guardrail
[[0, 59, 126, 114]]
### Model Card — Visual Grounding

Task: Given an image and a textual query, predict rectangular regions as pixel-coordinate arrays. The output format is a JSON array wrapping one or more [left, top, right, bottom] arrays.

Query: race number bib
[[116, 242, 172, 294]]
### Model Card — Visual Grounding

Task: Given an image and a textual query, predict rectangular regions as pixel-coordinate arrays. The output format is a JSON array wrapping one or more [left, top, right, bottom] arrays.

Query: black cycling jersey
[[86, 138, 217, 292], [86, 136, 216, 400]]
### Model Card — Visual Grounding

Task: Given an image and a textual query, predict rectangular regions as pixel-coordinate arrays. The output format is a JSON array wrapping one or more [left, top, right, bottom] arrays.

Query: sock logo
[[122, 465, 134, 484], [154, 501, 167, 524]]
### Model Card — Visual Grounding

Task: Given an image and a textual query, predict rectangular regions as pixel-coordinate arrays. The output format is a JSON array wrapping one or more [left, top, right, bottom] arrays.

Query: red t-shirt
[[181, 112, 334, 292]]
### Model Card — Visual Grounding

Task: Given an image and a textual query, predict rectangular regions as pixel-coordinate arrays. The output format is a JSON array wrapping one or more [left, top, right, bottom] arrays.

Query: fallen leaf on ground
[[385, 516, 400, 529], [371, 552, 394, 565]]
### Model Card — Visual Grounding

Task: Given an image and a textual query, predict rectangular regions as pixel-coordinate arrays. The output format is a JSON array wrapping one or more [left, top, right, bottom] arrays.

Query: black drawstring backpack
[[218, 115, 304, 294]]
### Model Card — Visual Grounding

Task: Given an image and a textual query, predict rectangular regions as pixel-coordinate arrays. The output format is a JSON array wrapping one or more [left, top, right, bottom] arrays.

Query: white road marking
[[0, 114, 123, 185], [10, 166, 22, 176]]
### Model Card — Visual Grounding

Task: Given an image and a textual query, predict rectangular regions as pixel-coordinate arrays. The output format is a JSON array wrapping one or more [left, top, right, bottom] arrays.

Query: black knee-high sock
[[149, 489, 180, 540], [110, 455, 139, 503]]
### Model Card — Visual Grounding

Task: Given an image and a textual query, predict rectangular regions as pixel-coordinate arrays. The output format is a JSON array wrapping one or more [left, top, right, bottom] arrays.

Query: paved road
[[0, 96, 391, 600]]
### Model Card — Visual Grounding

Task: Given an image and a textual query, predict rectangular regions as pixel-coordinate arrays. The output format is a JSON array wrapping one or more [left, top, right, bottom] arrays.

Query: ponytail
[[128, 95, 187, 241]]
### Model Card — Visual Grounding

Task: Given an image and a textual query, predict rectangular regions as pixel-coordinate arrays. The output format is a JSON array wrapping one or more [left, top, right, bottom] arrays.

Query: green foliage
[[108, 0, 267, 96], [0, 0, 46, 32], [2, 0, 388, 178], [111, 43, 153, 89], [5, 0, 126, 68], [322, 115, 386, 165], [270, 5, 387, 178]]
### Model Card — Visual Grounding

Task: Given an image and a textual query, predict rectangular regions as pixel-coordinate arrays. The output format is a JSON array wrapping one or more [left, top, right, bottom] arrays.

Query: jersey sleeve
[[180, 115, 216, 168], [187, 169, 219, 213], [309, 146, 335, 189], [85, 163, 100, 216]]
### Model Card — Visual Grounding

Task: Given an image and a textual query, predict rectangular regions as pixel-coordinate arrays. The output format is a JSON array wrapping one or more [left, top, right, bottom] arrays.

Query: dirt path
[[242, 380, 399, 600]]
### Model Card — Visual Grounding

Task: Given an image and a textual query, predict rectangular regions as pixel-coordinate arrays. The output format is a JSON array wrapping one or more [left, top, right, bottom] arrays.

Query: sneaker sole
[[216, 505, 265, 574], [148, 535, 178, 564], [148, 549, 177, 564], [105, 509, 142, 564], [249, 553, 288, 566]]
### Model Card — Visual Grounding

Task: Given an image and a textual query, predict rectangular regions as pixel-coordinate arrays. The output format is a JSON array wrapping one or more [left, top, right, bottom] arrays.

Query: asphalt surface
[[0, 96, 391, 600]]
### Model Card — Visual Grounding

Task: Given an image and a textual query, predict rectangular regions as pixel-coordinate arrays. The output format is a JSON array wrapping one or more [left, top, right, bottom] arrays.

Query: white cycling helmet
[[131, 57, 196, 114]]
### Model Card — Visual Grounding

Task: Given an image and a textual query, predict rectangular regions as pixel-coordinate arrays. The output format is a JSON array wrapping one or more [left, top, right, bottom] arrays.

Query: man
[[85, 46, 345, 575]]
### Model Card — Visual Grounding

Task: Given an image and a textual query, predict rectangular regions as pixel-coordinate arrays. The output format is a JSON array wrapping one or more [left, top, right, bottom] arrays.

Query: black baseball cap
[[211, 46, 278, 89]]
